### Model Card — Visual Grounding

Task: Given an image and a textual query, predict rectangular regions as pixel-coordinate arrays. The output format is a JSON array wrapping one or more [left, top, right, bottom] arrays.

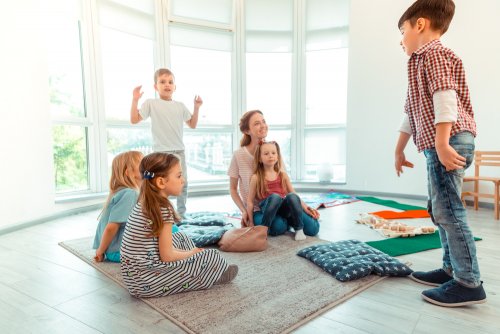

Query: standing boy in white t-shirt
[[130, 68, 203, 217]]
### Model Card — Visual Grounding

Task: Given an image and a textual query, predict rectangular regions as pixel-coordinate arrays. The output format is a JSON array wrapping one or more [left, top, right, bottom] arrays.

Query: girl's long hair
[[239, 110, 263, 147], [100, 151, 143, 218], [253, 141, 287, 199], [139, 152, 181, 236]]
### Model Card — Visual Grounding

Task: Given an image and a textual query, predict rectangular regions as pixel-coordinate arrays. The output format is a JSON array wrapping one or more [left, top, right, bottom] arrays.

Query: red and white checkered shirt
[[404, 39, 476, 152]]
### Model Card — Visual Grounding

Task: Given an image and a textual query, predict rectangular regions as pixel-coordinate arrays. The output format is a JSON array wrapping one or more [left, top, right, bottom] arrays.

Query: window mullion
[[294, 0, 307, 181], [80, 0, 107, 194]]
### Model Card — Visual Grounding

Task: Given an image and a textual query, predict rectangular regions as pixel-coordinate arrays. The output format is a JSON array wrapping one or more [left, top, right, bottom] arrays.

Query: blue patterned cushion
[[297, 239, 413, 282], [179, 212, 228, 226], [178, 225, 229, 247]]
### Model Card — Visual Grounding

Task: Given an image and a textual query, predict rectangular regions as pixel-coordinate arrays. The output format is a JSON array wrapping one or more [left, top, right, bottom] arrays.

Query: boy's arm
[[186, 95, 203, 129], [130, 86, 143, 124], [433, 90, 466, 171], [435, 122, 466, 171], [395, 131, 414, 177]]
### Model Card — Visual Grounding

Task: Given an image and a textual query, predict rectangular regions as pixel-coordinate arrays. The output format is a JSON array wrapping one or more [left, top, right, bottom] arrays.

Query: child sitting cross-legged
[[246, 141, 320, 240], [120, 152, 238, 297]]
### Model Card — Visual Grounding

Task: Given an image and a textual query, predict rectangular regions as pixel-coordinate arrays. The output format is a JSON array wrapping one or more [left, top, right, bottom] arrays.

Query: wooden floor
[[1, 194, 499, 334]]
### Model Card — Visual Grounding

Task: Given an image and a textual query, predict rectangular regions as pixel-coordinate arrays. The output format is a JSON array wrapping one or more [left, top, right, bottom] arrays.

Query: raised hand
[[132, 85, 144, 101], [194, 95, 203, 108]]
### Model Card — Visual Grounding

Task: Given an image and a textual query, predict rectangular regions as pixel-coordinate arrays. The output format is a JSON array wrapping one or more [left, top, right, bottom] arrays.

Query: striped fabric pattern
[[120, 203, 228, 297], [228, 146, 255, 207], [405, 39, 476, 152]]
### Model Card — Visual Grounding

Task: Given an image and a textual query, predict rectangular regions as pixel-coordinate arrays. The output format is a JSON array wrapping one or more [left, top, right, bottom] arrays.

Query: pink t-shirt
[[262, 175, 286, 199], [228, 147, 254, 207]]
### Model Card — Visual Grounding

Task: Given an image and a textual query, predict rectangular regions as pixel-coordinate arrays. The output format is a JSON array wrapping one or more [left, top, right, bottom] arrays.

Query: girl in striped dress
[[120, 152, 238, 298]]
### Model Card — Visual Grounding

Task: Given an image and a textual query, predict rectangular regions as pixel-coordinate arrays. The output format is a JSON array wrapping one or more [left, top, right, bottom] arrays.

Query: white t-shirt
[[139, 99, 192, 151], [228, 146, 254, 207]]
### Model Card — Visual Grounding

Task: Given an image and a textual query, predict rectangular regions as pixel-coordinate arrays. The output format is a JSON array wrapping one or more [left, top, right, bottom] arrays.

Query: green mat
[[366, 232, 482, 257], [357, 196, 427, 211]]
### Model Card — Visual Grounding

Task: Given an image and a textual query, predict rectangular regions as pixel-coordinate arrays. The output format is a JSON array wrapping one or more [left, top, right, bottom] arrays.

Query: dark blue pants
[[253, 193, 319, 236]]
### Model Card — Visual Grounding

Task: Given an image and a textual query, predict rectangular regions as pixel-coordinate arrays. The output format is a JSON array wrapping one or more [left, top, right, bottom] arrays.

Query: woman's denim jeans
[[424, 131, 481, 287], [253, 193, 319, 236]]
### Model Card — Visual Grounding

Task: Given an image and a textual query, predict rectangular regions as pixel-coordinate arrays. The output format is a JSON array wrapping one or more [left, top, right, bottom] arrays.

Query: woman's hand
[[305, 206, 320, 219], [240, 211, 249, 227]]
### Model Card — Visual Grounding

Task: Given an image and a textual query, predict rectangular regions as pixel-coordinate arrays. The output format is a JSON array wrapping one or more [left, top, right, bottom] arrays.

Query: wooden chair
[[461, 151, 500, 220]]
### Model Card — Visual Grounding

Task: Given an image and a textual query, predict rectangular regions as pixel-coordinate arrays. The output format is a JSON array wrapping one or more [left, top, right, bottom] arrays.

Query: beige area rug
[[60, 235, 386, 334]]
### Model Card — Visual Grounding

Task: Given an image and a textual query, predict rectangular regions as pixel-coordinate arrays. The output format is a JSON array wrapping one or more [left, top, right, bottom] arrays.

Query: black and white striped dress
[[120, 203, 228, 297]]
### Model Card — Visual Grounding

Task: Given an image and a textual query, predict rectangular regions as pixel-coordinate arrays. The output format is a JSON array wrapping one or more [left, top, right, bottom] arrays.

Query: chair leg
[[495, 183, 499, 220], [473, 181, 479, 210]]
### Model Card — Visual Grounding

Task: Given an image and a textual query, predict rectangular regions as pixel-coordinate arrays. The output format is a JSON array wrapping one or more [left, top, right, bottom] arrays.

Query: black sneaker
[[410, 269, 453, 287], [421, 279, 487, 307], [214, 264, 238, 285]]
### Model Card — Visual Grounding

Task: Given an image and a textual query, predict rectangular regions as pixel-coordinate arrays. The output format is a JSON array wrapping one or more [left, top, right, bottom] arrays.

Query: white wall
[[0, 1, 101, 230], [1, 0, 499, 229], [337, 0, 500, 198], [0, 1, 55, 228]]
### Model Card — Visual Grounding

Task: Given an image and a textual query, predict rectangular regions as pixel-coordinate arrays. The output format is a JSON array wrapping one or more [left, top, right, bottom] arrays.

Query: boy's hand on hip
[[436, 144, 466, 171]]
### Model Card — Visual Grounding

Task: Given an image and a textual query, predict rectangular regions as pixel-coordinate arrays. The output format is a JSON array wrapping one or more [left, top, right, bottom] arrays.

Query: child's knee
[[269, 216, 287, 236], [268, 193, 282, 201], [285, 192, 300, 203]]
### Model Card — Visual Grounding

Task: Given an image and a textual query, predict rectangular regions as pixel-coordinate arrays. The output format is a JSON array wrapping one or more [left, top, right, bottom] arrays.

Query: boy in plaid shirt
[[394, 0, 486, 307]]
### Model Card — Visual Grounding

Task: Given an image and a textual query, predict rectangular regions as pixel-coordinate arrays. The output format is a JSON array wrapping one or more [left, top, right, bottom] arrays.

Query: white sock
[[295, 229, 306, 241]]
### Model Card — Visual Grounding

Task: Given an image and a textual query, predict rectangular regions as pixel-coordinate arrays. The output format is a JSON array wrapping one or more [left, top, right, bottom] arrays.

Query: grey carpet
[[60, 234, 386, 334]]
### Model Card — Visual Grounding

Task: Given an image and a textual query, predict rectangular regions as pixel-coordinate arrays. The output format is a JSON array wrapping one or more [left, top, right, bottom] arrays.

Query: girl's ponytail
[[139, 152, 180, 236]]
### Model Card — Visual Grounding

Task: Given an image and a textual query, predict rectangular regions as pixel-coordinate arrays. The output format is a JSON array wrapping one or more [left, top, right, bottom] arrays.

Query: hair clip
[[143, 170, 155, 179], [258, 139, 265, 145]]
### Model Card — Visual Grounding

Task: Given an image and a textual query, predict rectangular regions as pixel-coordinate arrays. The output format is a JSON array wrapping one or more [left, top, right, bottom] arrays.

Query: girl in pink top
[[246, 141, 320, 240]]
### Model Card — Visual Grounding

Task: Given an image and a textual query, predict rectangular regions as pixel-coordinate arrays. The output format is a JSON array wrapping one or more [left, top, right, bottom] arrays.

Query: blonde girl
[[120, 152, 237, 298], [93, 150, 143, 262], [246, 141, 320, 240]]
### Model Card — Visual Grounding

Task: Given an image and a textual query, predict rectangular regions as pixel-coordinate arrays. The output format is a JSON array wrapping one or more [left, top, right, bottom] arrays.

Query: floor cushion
[[297, 239, 413, 282], [179, 212, 228, 226], [178, 225, 230, 247]]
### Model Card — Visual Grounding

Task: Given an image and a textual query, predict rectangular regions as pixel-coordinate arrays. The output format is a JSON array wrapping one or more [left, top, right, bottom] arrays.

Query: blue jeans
[[424, 131, 481, 287], [253, 193, 320, 236], [164, 150, 187, 217]]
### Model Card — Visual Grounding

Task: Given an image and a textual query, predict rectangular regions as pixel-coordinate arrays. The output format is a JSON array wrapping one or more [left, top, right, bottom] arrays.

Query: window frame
[[51, 0, 349, 200]]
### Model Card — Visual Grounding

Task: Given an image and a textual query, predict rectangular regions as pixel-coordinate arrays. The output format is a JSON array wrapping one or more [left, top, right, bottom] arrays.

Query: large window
[[98, 0, 156, 176], [304, 0, 349, 182], [168, 5, 235, 183], [46, 0, 90, 193], [245, 0, 293, 175], [47, 0, 350, 198]]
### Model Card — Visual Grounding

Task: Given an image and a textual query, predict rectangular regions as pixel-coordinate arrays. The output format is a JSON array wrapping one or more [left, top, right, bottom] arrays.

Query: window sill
[[54, 179, 348, 204]]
